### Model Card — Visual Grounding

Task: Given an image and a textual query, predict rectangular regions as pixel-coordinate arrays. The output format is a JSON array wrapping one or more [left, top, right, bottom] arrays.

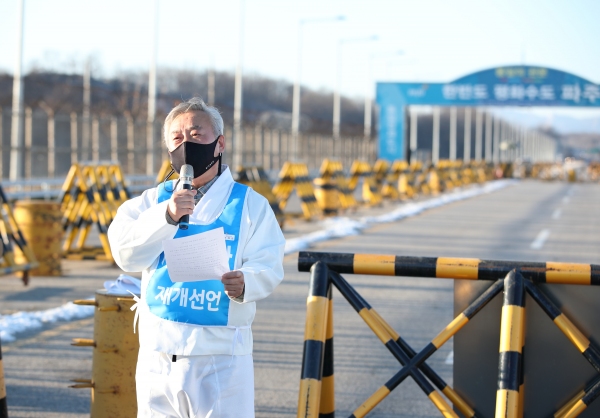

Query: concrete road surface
[[1, 179, 599, 417]]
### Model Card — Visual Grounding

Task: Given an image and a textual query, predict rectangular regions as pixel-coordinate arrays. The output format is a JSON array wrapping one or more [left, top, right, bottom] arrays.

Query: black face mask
[[168, 137, 222, 178]]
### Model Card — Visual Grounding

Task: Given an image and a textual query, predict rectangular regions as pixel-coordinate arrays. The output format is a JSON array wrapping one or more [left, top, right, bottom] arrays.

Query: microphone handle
[[179, 181, 193, 230]]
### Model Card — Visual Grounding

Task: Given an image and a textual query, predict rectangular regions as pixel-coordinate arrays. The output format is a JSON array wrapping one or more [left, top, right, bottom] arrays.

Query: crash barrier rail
[[0, 337, 7, 418], [0, 185, 39, 284], [70, 290, 139, 418], [59, 162, 131, 262], [297, 251, 600, 418]]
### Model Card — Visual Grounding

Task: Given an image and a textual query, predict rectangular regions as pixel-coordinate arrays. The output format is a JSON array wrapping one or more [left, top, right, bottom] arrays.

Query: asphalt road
[[1, 179, 599, 417]]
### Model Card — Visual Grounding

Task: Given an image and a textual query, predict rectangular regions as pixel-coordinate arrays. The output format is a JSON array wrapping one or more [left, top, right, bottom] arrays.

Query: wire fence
[[0, 107, 377, 180]]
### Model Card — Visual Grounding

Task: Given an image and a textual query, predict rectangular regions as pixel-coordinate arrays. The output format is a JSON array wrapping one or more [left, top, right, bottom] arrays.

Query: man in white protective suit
[[107, 97, 285, 418]]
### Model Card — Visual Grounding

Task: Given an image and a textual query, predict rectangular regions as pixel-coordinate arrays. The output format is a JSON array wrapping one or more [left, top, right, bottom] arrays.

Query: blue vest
[[147, 180, 248, 326]]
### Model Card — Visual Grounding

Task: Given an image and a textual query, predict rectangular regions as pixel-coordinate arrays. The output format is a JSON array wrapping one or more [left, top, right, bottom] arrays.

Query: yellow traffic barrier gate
[[381, 160, 408, 200], [236, 165, 285, 227], [313, 159, 345, 216], [298, 251, 600, 418], [348, 161, 382, 207], [59, 162, 130, 262], [273, 162, 322, 220], [0, 184, 39, 284], [70, 290, 139, 418]]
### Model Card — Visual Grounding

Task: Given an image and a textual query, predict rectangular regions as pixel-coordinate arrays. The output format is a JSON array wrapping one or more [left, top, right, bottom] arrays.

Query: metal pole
[[333, 41, 342, 141], [291, 21, 303, 156], [146, 0, 158, 175], [449, 106, 457, 161], [409, 107, 418, 164], [493, 116, 500, 164], [475, 109, 482, 162], [233, 0, 244, 170], [207, 55, 215, 106], [10, 0, 25, 180], [83, 60, 91, 161], [47, 109, 55, 177], [70, 112, 78, 164], [463, 107, 471, 162], [432, 107, 440, 165], [485, 112, 492, 162]]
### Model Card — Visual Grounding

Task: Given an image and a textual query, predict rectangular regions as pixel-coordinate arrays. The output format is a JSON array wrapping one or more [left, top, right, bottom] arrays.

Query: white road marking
[[445, 350, 454, 365], [562, 196, 570, 204], [552, 209, 562, 220], [530, 229, 550, 250]]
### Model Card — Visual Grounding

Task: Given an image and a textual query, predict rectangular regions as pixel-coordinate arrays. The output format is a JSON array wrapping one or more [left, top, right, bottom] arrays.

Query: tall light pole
[[10, 0, 25, 180], [147, 0, 158, 175], [365, 50, 403, 140], [291, 15, 345, 158], [333, 35, 377, 140], [233, 0, 245, 170]]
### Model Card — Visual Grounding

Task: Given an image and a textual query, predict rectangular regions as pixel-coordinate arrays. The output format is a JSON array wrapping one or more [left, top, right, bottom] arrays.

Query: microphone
[[179, 164, 194, 230]]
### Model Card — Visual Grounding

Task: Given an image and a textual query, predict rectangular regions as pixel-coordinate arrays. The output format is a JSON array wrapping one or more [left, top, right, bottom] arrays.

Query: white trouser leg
[[136, 348, 254, 418]]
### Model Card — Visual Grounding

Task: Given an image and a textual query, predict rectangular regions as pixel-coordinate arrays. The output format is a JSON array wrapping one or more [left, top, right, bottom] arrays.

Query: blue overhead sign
[[376, 65, 600, 161]]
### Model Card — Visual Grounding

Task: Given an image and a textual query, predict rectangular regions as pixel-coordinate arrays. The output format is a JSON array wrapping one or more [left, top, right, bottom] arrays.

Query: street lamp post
[[233, 0, 245, 170], [333, 35, 378, 141], [147, 0, 158, 175], [10, 0, 25, 180], [291, 16, 344, 159]]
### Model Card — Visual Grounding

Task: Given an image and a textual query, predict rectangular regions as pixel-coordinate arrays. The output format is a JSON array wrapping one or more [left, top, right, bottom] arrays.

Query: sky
[[1, 0, 599, 126]]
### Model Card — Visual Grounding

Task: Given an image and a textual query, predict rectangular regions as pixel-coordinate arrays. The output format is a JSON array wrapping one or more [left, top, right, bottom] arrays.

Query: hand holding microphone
[[166, 164, 196, 230]]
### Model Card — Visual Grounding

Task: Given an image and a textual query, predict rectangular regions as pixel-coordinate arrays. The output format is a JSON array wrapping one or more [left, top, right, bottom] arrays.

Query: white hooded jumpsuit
[[108, 166, 285, 418]]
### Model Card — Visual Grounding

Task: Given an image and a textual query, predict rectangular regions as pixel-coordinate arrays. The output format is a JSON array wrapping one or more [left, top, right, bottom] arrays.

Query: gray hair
[[163, 97, 224, 144]]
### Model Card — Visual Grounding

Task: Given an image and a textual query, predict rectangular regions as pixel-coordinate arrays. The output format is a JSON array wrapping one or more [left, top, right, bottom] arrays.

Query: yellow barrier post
[[70, 290, 139, 418], [496, 270, 525, 418], [0, 337, 7, 418], [298, 261, 331, 418]]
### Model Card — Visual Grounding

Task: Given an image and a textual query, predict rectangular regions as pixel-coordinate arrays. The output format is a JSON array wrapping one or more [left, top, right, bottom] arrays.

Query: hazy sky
[[0, 0, 599, 115]]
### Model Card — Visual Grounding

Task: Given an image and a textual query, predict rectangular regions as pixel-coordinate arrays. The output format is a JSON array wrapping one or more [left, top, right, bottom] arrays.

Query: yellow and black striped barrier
[[236, 165, 285, 227], [59, 163, 130, 262], [298, 251, 600, 417], [298, 261, 334, 418], [496, 270, 525, 418], [273, 162, 321, 220], [0, 337, 7, 418], [0, 184, 39, 284], [298, 252, 600, 285]]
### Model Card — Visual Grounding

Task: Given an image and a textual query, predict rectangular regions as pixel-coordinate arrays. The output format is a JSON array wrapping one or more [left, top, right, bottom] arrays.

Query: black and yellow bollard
[[496, 270, 525, 418], [71, 290, 139, 418], [298, 261, 331, 418], [0, 337, 7, 418]]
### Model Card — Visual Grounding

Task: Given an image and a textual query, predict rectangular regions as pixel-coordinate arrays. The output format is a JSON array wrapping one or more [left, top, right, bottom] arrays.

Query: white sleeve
[[108, 188, 178, 272], [238, 191, 285, 303]]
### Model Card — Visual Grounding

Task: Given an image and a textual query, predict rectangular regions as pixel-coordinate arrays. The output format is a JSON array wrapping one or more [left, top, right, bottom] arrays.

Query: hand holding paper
[[162, 227, 229, 282]]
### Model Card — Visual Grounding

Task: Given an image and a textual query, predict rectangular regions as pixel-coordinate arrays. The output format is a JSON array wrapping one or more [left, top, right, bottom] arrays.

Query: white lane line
[[445, 350, 454, 365], [552, 209, 562, 220], [530, 229, 551, 250], [562, 196, 570, 204]]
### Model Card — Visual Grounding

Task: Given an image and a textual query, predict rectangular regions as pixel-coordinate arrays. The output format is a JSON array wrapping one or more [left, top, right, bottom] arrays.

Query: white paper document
[[162, 227, 229, 282]]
